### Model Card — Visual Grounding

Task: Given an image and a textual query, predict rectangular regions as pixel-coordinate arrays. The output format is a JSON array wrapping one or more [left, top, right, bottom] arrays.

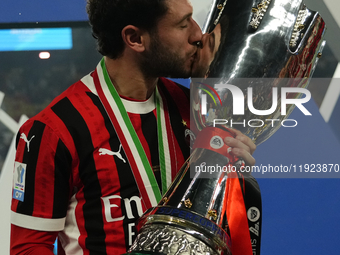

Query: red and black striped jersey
[[11, 62, 191, 255]]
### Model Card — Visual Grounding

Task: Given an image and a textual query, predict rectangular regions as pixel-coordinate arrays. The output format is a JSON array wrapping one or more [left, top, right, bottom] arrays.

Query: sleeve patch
[[13, 162, 27, 202]]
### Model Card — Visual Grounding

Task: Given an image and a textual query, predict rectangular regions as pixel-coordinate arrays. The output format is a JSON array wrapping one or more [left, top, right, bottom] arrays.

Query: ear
[[121, 25, 148, 53]]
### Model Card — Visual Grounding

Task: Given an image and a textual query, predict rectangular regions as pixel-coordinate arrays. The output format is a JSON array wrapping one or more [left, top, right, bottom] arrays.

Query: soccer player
[[10, 0, 256, 254]]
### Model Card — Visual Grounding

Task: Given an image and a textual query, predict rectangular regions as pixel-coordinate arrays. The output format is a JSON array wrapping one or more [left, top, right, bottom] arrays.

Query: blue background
[[254, 99, 340, 255]]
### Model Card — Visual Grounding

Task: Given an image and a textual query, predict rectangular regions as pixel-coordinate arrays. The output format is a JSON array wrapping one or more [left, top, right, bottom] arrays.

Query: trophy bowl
[[126, 0, 326, 254], [191, 0, 326, 144]]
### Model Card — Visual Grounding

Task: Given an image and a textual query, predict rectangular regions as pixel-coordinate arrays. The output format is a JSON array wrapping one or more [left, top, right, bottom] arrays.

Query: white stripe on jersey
[[81, 72, 98, 95], [59, 194, 83, 255], [11, 211, 65, 231]]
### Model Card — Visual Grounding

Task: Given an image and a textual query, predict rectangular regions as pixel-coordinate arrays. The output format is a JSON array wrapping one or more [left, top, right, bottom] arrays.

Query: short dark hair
[[87, 0, 168, 59]]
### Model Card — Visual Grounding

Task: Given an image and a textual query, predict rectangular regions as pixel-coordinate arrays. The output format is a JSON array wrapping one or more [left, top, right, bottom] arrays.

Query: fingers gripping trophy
[[126, 0, 326, 254]]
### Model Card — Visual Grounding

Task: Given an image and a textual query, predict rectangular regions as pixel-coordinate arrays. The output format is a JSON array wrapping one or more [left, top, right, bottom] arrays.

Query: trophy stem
[[127, 127, 243, 255]]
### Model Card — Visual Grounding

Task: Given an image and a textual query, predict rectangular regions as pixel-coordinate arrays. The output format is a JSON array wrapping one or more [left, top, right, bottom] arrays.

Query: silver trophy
[[127, 0, 326, 254]]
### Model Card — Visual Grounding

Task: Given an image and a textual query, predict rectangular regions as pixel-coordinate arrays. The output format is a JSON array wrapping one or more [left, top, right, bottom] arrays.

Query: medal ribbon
[[226, 172, 254, 255], [93, 58, 172, 209], [155, 89, 172, 194], [193, 127, 255, 254]]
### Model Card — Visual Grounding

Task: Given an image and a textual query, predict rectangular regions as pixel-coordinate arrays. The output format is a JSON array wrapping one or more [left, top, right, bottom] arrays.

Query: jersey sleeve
[[10, 224, 57, 255], [11, 119, 73, 231]]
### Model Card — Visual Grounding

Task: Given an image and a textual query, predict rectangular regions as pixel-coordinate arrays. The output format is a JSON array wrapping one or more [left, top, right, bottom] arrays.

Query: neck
[[104, 56, 158, 101]]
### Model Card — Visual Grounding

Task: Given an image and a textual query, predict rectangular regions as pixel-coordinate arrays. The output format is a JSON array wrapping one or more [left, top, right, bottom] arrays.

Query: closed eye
[[209, 32, 216, 54]]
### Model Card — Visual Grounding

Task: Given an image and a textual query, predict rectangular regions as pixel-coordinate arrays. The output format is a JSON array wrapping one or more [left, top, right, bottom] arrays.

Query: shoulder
[[48, 77, 95, 109], [24, 79, 88, 124], [18, 75, 97, 151], [159, 77, 190, 100]]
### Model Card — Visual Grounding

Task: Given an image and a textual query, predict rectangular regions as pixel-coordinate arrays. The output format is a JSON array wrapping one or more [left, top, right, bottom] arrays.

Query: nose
[[189, 19, 203, 46], [199, 33, 210, 48]]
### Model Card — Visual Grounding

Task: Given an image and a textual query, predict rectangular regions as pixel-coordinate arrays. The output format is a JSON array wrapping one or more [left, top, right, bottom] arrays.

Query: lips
[[190, 48, 200, 69], [191, 52, 197, 62]]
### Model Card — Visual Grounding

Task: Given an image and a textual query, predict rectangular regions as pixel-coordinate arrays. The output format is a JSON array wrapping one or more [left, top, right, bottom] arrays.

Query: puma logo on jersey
[[99, 144, 126, 163], [20, 133, 35, 152]]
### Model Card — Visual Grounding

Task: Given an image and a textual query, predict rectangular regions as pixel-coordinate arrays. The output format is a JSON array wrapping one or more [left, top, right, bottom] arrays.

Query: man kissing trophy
[[127, 0, 326, 254]]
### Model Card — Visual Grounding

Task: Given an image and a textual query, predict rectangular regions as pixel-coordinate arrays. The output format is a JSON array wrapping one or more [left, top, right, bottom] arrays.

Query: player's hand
[[224, 129, 256, 167]]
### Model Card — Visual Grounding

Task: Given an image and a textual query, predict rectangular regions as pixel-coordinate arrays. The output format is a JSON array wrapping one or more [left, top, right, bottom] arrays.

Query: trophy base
[[127, 223, 221, 255], [123, 252, 163, 255]]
